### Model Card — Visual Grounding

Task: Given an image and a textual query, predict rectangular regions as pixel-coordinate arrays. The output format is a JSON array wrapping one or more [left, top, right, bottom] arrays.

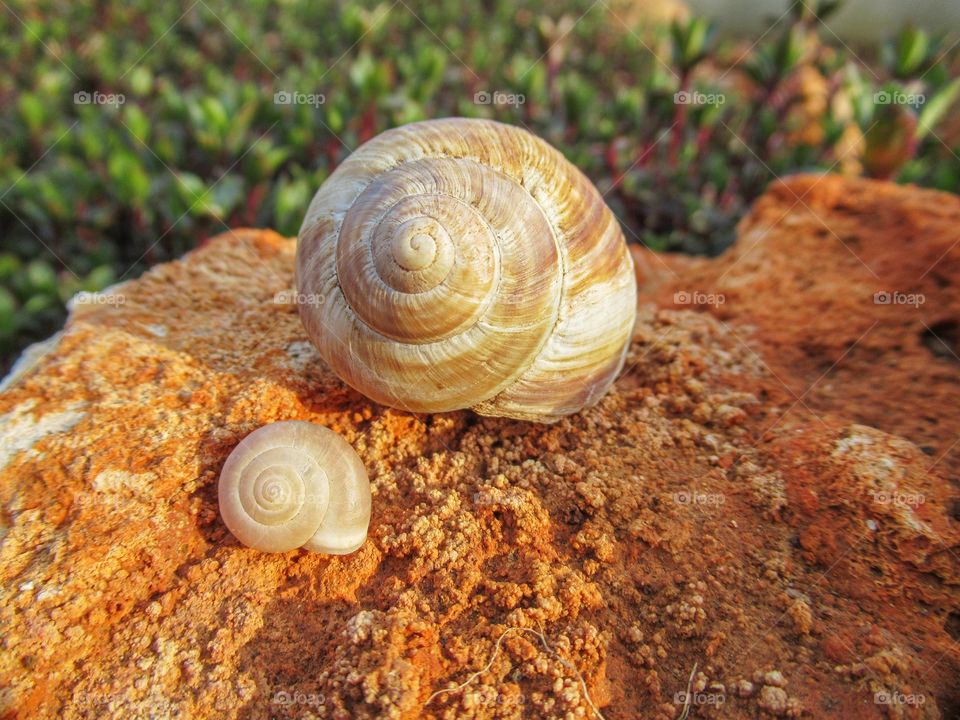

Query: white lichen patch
[[91, 469, 153, 493], [832, 428, 877, 457], [0, 399, 87, 473], [832, 427, 904, 489], [832, 425, 935, 538], [142, 324, 168, 338]]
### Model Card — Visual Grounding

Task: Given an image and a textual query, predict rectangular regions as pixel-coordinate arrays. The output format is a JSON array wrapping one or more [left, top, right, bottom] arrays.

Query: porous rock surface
[[0, 175, 957, 719]]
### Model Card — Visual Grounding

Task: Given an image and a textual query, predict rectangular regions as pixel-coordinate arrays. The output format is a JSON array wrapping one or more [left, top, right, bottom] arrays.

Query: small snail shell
[[217, 421, 371, 554], [296, 118, 637, 423]]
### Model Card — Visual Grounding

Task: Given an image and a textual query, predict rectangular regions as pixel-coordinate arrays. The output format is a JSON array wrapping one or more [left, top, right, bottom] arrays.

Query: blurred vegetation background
[[1, 0, 958, 370]]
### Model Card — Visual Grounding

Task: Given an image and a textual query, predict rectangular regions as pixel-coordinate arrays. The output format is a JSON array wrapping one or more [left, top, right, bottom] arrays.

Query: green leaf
[[123, 104, 150, 146], [273, 177, 312, 236], [108, 152, 151, 206], [0, 254, 22, 281], [77, 122, 107, 162], [339, 3, 366, 43], [19, 93, 47, 134], [188, 96, 230, 152], [208, 175, 245, 219], [349, 52, 389, 98], [742, 46, 777, 88], [671, 17, 714, 71], [83, 266, 115, 293], [776, 25, 805, 73], [23, 293, 56, 315], [250, 143, 291, 179], [175, 172, 207, 208], [917, 77, 960, 140], [128, 66, 154, 96], [894, 26, 929, 77], [223, 100, 258, 154], [24, 260, 59, 297], [325, 103, 345, 134]]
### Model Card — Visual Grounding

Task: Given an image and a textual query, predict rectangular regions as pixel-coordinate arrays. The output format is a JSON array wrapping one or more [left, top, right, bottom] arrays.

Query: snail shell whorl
[[297, 118, 637, 422], [218, 421, 371, 554]]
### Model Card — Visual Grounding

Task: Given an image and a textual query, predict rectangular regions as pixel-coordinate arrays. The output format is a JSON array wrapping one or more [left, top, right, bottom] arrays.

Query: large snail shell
[[296, 118, 637, 423], [218, 421, 371, 554]]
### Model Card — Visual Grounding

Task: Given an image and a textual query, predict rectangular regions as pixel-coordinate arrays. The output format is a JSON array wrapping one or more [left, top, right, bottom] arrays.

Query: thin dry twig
[[424, 625, 607, 719]]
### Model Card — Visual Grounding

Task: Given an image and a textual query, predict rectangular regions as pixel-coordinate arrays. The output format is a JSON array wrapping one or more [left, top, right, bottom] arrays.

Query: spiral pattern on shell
[[296, 118, 637, 422], [218, 421, 371, 554]]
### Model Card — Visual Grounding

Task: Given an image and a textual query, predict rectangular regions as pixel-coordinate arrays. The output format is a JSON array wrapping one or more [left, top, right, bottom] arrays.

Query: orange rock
[[1, 179, 958, 719]]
